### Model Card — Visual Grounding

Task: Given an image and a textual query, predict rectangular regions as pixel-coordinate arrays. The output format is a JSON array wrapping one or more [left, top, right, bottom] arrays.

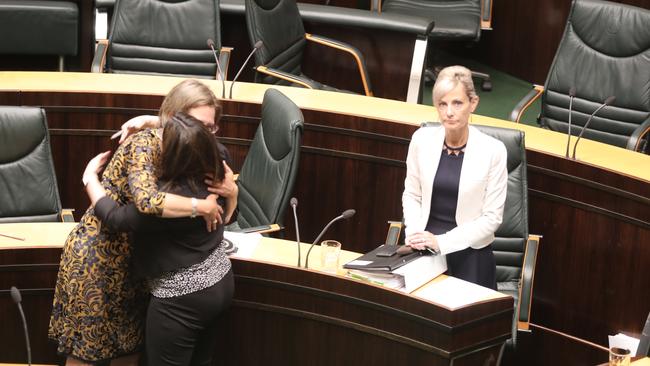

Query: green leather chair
[[409, 122, 540, 350], [0, 106, 74, 223], [235, 89, 304, 231], [510, 0, 650, 153], [92, 0, 231, 79], [244, 0, 373, 96], [377, 0, 494, 90]]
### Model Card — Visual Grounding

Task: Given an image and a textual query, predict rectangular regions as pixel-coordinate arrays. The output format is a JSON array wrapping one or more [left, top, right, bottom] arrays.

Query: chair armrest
[[481, 0, 494, 30], [91, 39, 109, 73], [627, 118, 650, 153], [305, 33, 373, 97], [255, 66, 319, 89], [239, 223, 281, 234], [219, 46, 233, 80], [60, 209, 75, 222], [385, 220, 403, 245], [517, 234, 540, 331], [509, 84, 544, 123]]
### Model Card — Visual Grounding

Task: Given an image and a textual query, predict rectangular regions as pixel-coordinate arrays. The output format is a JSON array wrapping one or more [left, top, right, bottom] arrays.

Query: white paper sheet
[[608, 333, 640, 356], [414, 276, 502, 310], [224, 231, 262, 259]]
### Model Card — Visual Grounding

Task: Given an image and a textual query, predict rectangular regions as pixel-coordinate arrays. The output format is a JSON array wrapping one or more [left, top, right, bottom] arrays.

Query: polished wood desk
[[0, 72, 648, 365], [0, 223, 513, 365]]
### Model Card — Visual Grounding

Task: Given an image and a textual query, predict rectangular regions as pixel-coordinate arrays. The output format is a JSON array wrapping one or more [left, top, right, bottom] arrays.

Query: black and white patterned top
[[149, 246, 231, 298]]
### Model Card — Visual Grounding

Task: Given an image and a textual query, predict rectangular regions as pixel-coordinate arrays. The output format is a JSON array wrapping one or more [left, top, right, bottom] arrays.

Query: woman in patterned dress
[[49, 79, 236, 365], [83, 112, 234, 366]]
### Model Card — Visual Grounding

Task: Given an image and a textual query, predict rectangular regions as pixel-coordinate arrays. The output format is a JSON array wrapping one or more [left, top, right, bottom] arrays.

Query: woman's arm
[[402, 135, 424, 237], [118, 115, 160, 144], [125, 133, 223, 230], [207, 161, 238, 223]]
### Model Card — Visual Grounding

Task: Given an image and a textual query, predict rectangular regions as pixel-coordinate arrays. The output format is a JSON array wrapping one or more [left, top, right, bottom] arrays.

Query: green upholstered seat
[[0, 106, 72, 223], [235, 89, 304, 230]]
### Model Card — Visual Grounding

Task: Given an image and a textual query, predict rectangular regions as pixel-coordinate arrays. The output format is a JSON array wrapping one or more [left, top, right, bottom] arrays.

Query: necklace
[[443, 141, 467, 151]]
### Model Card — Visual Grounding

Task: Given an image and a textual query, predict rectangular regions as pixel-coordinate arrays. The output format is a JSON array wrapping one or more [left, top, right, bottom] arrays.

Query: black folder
[[343, 244, 428, 272]]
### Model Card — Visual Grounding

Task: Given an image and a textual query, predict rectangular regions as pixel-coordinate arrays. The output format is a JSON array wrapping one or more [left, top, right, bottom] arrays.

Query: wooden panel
[[0, 246, 512, 365]]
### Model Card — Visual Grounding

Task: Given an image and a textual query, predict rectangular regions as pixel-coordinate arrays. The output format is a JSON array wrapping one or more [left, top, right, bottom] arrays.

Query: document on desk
[[224, 231, 262, 259], [347, 255, 446, 293], [414, 276, 502, 310]]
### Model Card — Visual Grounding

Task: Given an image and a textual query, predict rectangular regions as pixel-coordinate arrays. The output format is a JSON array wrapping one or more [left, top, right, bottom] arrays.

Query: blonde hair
[[432, 66, 477, 105], [159, 79, 221, 126]]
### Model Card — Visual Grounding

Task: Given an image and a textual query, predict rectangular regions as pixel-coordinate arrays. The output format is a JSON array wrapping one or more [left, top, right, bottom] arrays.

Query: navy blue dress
[[425, 148, 497, 290]]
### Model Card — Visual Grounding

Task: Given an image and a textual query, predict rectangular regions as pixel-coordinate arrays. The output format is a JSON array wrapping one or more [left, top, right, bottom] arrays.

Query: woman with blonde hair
[[403, 65, 507, 289]]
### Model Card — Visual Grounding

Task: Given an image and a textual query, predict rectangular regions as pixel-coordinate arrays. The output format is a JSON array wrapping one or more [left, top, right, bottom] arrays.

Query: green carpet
[[420, 54, 542, 127]]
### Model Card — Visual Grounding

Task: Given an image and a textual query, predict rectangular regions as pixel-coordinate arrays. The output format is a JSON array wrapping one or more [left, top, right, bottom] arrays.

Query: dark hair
[[158, 112, 225, 193]]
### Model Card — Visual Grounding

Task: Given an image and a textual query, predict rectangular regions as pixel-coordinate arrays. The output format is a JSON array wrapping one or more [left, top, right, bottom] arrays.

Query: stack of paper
[[346, 255, 446, 293]]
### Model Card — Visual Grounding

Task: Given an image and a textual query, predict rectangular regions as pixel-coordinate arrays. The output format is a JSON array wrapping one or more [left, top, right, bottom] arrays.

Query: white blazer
[[402, 125, 508, 255]]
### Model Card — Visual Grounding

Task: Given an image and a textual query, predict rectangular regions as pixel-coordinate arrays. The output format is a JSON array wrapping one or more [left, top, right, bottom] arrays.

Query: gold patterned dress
[[49, 130, 165, 362]]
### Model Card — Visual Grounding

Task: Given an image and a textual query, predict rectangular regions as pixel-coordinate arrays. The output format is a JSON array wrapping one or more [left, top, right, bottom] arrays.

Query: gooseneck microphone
[[229, 41, 264, 99], [304, 209, 356, 269], [207, 38, 226, 99], [11, 286, 31, 366], [571, 95, 616, 159], [290, 197, 301, 267], [565, 86, 577, 158]]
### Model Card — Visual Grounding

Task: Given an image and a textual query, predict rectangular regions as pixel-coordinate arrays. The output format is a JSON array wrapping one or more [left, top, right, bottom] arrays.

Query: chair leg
[[471, 70, 492, 91]]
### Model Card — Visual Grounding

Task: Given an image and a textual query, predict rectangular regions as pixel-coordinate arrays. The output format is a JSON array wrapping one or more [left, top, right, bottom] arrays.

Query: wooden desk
[[0, 223, 513, 365], [0, 72, 648, 366]]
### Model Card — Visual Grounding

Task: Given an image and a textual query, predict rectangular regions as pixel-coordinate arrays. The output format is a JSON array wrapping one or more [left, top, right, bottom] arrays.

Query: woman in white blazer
[[403, 66, 508, 289]]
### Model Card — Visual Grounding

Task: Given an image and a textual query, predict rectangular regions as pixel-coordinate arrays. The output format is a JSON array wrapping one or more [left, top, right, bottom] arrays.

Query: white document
[[393, 254, 447, 293], [224, 231, 262, 259], [414, 276, 502, 310], [608, 333, 640, 356]]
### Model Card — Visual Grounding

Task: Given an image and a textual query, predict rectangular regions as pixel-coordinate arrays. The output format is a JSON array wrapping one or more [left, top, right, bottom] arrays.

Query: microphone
[[565, 86, 576, 158], [290, 197, 301, 267], [304, 209, 356, 269], [229, 41, 263, 99], [571, 95, 616, 159], [207, 38, 226, 99], [11, 286, 31, 366]]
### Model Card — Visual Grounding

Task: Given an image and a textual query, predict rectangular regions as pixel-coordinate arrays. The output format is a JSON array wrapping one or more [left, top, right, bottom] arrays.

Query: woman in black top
[[403, 66, 508, 289], [83, 113, 234, 366]]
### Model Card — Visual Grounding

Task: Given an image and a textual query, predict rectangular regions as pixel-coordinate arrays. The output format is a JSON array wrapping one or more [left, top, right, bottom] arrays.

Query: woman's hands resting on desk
[[406, 231, 440, 252], [82, 151, 225, 232]]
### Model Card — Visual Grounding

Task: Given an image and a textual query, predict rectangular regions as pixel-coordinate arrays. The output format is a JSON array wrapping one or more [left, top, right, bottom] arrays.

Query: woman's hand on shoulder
[[118, 115, 161, 144], [205, 161, 238, 198]]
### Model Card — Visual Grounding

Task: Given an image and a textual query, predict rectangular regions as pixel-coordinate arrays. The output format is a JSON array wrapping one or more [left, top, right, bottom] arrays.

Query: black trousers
[[145, 269, 234, 366], [446, 245, 497, 290]]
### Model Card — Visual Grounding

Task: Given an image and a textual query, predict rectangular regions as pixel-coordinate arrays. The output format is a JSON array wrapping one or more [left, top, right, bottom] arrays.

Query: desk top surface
[[0, 222, 507, 311], [0, 71, 647, 183]]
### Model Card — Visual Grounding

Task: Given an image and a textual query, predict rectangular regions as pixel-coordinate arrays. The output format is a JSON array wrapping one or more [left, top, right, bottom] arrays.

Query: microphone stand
[[304, 209, 355, 269], [229, 41, 263, 99], [290, 198, 301, 267], [565, 86, 576, 158], [207, 38, 226, 99], [11, 287, 31, 366], [572, 96, 616, 159]]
